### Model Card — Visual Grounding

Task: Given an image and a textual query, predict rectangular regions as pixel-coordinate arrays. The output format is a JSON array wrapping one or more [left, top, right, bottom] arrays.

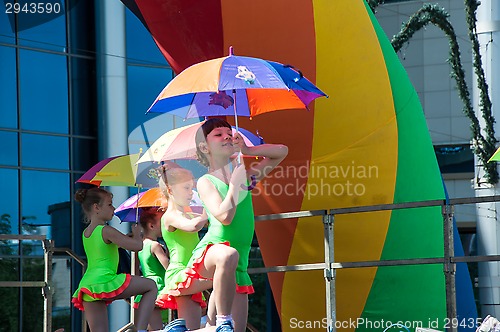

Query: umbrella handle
[[232, 88, 241, 164], [241, 175, 257, 191], [134, 185, 141, 224]]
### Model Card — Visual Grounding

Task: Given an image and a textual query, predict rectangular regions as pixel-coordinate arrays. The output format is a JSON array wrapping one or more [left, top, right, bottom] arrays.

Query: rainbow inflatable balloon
[[121, 0, 477, 330]]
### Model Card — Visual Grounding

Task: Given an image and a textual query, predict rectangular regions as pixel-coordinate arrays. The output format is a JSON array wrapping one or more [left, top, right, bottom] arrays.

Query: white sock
[[216, 314, 233, 326]]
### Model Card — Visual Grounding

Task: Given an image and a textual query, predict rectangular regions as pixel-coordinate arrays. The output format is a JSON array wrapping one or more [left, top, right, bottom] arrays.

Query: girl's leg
[[231, 293, 248, 332], [149, 307, 164, 330], [206, 290, 216, 326], [195, 244, 239, 316], [176, 296, 203, 330], [115, 276, 158, 330], [82, 301, 108, 332]]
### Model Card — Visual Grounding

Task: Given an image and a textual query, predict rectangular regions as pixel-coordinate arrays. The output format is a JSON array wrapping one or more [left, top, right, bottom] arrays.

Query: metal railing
[[3, 194, 500, 331], [248, 195, 500, 332], [0, 234, 87, 332]]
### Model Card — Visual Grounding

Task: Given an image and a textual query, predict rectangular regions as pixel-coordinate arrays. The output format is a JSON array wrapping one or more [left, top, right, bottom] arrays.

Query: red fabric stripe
[[236, 284, 255, 294], [133, 0, 225, 73], [156, 292, 207, 310]]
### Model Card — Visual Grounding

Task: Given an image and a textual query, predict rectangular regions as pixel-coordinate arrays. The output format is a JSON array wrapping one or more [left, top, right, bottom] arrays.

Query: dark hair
[[74, 187, 112, 223], [195, 118, 232, 167], [139, 207, 161, 229]]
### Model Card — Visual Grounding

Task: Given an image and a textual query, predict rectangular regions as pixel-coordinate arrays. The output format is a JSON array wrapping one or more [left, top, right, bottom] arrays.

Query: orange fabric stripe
[[246, 89, 308, 117], [158, 57, 227, 97], [220, 0, 316, 315]]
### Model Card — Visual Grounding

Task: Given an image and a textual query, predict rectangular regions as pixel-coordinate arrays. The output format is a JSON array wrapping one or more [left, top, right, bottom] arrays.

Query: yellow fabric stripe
[[282, 1, 398, 330], [93, 153, 140, 186]]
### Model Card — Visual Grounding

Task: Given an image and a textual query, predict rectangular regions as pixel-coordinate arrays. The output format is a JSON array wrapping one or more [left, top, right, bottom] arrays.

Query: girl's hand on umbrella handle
[[233, 132, 249, 154], [200, 208, 208, 221], [230, 164, 248, 189], [131, 223, 141, 238]]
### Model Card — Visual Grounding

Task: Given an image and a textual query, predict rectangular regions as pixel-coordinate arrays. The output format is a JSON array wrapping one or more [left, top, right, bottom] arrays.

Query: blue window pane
[[72, 137, 97, 173], [128, 112, 176, 155], [21, 170, 69, 236], [125, 9, 168, 66], [0, 168, 20, 234], [127, 65, 173, 133], [0, 46, 18, 128], [19, 50, 68, 134], [0, 131, 18, 166], [21, 133, 68, 169], [17, 1, 67, 52], [67, 0, 95, 58], [0, 8, 15, 44], [70, 57, 97, 136]]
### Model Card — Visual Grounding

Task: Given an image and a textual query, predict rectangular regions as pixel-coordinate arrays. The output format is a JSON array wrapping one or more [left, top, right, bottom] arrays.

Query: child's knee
[[144, 277, 157, 292], [220, 247, 239, 268]]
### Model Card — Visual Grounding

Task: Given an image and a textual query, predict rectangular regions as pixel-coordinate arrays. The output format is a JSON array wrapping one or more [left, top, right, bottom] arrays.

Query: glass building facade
[[0, 1, 174, 330]]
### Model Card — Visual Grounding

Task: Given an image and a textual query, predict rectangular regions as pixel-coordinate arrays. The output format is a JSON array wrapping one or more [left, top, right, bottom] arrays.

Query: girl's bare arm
[[151, 241, 169, 270], [164, 212, 206, 232], [234, 133, 288, 183], [103, 224, 143, 252]]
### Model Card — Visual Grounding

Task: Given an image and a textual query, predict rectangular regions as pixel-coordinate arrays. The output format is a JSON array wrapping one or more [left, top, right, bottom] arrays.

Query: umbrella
[[488, 147, 500, 162], [146, 47, 327, 130], [115, 188, 203, 222], [77, 153, 162, 224], [137, 120, 264, 164], [114, 188, 166, 222], [76, 153, 160, 189]]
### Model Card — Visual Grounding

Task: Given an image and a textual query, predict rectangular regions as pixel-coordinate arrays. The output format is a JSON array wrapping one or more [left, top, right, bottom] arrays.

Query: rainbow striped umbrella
[[137, 120, 263, 164], [146, 47, 327, 130], [114, 187, 203, 222], [76, 153, 159, 188]]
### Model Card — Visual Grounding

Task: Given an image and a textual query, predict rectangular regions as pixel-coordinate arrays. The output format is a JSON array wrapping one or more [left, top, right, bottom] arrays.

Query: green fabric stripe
[[357, 2, 447, 331]]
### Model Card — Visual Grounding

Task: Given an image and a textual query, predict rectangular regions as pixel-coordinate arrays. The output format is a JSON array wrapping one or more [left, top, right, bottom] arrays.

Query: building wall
[[0, 1, 174, 330], [376, 0, 477, 226]]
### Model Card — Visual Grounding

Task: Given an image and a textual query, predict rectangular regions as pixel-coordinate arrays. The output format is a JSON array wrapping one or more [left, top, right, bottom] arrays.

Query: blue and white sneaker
[[477, 315, 500, 332], [215, 321, 234, 332], [163, 318, 188, 332]]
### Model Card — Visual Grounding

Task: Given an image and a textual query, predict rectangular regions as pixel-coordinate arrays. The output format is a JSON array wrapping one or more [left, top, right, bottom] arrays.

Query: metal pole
[[42, 239, 53, 332], [474, 0, 500, 319], [442, 204, 457, 332], [323, 213, 336, 332], [95, 0, 130, 328]]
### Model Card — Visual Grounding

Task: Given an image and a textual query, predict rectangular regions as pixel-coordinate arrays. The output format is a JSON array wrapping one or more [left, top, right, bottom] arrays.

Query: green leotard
[[189, 174, 255, 293], [72, 225, 130, 311], [156, 214, 206, 309], [133, 239, 166, 307]]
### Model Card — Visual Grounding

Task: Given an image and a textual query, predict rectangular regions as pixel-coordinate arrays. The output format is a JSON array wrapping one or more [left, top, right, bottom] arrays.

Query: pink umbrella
[[137, 120, 263, 164]]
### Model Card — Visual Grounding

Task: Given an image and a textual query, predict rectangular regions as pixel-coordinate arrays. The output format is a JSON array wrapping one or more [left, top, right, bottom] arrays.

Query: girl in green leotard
[[193, 118, 288, 332], [134, 207, 170, 328], [72, 187, 160, 332], [156, 165, 221, 332]]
